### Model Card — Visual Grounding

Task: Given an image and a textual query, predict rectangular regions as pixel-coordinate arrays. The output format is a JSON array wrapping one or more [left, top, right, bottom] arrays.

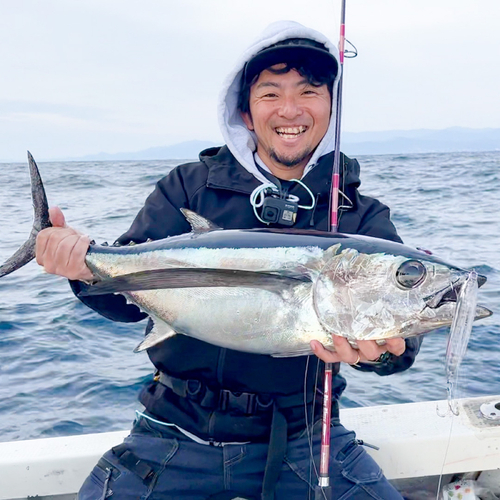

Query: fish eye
[[396, 260, 427, 289]]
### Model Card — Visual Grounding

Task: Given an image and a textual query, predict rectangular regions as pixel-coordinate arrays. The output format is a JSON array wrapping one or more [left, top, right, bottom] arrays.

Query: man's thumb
[[48, 206, 67, 228]]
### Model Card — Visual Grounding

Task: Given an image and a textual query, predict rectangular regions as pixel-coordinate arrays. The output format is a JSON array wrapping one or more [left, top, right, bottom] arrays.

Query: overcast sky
[[1, 0, 499, 161]]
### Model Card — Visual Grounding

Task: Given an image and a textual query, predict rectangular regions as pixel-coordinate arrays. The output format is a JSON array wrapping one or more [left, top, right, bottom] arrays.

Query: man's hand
[[36, 207, 94, 281], [310, 336, 406, 365]]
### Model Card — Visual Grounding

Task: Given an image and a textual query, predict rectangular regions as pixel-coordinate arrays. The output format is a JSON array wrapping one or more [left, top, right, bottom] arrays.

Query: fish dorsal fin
[[180, 208, 221, 233]]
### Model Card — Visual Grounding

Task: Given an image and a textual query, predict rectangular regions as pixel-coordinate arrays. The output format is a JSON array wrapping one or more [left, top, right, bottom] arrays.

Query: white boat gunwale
[[1, 395, 500, 500]]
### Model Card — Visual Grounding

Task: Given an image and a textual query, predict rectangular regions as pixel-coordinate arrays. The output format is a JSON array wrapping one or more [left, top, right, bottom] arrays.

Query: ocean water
[[0, 151, 499, 443]]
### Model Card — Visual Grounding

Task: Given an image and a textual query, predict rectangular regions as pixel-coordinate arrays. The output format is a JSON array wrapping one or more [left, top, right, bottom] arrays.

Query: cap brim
[[244, 45, 338, 84]]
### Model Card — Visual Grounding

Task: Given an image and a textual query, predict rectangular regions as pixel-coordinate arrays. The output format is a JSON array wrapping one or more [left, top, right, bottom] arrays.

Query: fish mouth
[[424, 272, 492, 319]]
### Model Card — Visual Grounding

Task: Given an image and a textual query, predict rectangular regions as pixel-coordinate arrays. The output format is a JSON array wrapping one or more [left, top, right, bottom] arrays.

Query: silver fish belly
[[85, 243, 332, 356]]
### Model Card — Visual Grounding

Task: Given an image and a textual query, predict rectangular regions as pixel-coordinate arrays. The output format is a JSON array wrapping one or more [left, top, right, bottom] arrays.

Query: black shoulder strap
[[261, 403, 288, 500]]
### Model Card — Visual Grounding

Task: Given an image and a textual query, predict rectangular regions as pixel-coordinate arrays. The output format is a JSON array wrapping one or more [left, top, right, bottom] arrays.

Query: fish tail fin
[[0, 152, 52, 278]]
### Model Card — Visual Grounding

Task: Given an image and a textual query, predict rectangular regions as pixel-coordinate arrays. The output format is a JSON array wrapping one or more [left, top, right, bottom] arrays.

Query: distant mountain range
[[341, 127, 500, 156], [67, 127, 499, 161], [71, 140, 218, 161]]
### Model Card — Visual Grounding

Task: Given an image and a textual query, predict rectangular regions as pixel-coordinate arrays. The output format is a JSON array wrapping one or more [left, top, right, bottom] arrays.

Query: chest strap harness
[[157, 371, 276, 414]]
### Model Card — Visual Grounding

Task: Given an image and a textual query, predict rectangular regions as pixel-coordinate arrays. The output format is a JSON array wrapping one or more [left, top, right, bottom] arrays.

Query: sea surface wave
[[0, 151, 499, 442]]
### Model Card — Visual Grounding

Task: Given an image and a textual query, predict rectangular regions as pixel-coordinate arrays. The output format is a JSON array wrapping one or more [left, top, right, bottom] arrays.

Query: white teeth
[[276, 126, 307, 136]]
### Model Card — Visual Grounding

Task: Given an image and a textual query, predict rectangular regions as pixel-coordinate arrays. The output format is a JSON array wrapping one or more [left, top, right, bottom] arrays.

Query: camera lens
[[263, 207, 279, 222]]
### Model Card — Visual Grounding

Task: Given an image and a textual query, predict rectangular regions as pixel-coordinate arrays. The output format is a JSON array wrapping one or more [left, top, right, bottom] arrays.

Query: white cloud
[[0, 0, 499, 159]]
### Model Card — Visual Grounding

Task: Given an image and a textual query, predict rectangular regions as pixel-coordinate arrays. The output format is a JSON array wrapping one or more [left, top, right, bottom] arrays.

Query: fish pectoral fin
[[180, 208, 221, 233], [133, 322, 177, 352], [77, 268, 311, 296]]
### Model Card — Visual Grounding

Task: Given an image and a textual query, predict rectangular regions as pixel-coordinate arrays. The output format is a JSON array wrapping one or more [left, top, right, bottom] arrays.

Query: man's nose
[[277, 95, 303, 119]]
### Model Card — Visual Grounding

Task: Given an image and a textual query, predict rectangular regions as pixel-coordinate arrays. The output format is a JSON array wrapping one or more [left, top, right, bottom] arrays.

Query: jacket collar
[[200, 145, 361, 196], [202, 146, 262, 194]]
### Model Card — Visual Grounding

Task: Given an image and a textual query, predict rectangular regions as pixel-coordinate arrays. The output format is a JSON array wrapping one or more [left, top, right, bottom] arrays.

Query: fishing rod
[[329, 1, 346, 235], [316, 1, 347, 498]]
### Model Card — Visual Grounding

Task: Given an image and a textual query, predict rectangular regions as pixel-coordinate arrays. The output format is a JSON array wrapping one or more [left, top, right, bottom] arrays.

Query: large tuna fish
[[0, 153, 492, 356]]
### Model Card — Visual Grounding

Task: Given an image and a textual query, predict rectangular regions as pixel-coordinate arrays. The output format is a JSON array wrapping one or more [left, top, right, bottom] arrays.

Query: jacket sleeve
[[351, 336, 423, 376], [69, 166, 196, 323]]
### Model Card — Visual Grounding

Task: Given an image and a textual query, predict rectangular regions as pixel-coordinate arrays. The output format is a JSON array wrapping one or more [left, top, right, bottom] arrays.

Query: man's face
[[241, 65, 331, 180]]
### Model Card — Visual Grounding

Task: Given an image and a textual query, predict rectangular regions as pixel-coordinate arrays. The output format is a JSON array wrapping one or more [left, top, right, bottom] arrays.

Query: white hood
[[218, 20, 341, 185]]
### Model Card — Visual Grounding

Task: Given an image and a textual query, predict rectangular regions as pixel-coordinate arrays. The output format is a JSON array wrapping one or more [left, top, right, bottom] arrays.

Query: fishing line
[[304, 356, 323, 499], [303, 357, 315, 499], [435, 271, 479, 496], [435, 414, 456, 500], [338, 159, 354, 213], [303, 355, 314, 492]]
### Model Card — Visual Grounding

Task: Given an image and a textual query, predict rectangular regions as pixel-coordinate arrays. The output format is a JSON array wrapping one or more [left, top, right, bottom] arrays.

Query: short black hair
[[238, 38, 338, 114]]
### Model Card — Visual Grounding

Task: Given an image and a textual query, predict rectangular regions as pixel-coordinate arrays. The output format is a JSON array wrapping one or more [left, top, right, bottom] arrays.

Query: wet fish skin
[[0, 154, 493, 357], [81, 227, 491, 356]]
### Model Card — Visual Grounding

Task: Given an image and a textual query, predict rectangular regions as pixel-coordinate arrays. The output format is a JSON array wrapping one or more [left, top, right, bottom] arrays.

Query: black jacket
[[71, 146, 422, 442]]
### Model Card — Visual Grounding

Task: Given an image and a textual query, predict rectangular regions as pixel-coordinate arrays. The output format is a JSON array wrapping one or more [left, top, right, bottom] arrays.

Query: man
[[36, 21, 420, 500]]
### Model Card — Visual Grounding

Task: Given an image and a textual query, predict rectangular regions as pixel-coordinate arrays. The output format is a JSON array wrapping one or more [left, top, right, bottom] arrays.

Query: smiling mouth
[[275, 126, 308, 138]]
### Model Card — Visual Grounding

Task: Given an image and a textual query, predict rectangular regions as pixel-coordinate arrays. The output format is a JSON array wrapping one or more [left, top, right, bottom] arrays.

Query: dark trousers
[[78, 414, 403, 500]]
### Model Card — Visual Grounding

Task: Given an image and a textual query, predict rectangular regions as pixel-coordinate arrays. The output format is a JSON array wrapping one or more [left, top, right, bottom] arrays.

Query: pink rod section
[[330, 172, 340, 232], [319, 363, 333, 479]]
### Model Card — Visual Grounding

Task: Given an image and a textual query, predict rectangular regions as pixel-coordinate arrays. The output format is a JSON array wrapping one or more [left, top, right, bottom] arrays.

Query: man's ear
[[241, 111, 254, 131]]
